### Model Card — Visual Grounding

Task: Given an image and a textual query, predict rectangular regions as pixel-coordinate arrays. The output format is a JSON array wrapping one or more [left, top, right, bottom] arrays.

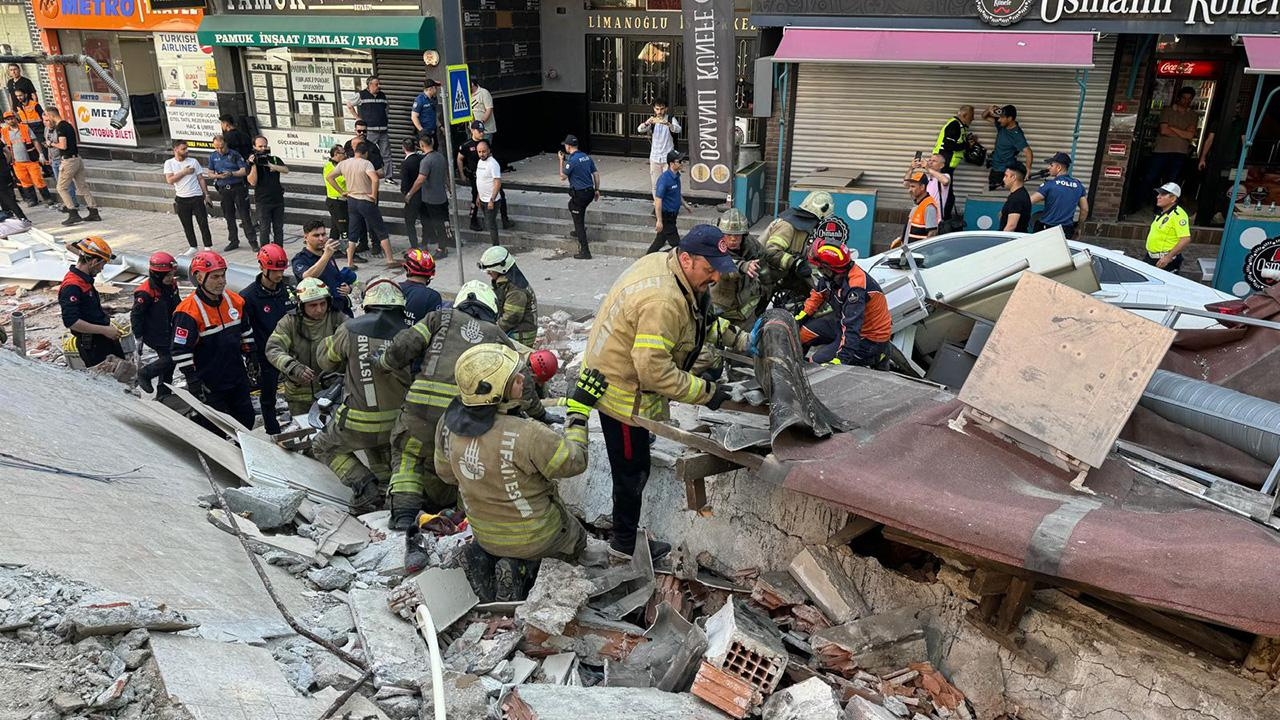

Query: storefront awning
[[1242, 35, 1280, 75], [196, 15, 435, 51], [772, 28, 1095, 69]]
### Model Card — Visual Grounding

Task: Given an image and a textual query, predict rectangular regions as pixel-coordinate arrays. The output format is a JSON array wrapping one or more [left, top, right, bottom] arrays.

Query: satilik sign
[[682, 0, 735, 194]]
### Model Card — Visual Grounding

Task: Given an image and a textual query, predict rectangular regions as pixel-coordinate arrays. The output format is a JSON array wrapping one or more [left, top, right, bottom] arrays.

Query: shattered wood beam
[[630, 415, 764, 472], [675, 453, 741, 511], [825, 514, 881, 547], [1089, 596, 1251, 662]]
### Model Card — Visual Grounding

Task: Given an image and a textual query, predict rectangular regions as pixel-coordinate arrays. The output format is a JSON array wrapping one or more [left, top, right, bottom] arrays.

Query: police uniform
[[58, 266, 123, 368], [493, 273, 538, 347], [1145, 205, 1191, 274], [1034, 174, 1088, 239], [171, 288, 256, 429], [240, 275, 297, 434], [265, 305, 345, 418]]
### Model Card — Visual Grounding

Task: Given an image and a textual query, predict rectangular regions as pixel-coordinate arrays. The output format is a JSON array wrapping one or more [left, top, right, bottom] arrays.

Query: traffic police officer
[[1029, 151, 1089, 239], [265, 277, 345, 420], [1145, 182, 1192, 274], [314, 279, 411, 513], [479, 245, 538, 347], [58, 236, 123, 369], [762, 191, 833, 308], [435, 344, 608, 602]]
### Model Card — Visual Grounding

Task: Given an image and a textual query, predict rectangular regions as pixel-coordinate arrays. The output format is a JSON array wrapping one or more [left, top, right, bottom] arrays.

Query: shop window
[[243, 47, 374, 135]]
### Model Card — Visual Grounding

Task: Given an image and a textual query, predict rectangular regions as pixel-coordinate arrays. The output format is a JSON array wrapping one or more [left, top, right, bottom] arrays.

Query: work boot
[[223, 241, 240, 252], [404, 523, 431, 575], [84, 207, 101, 222], [494, 558, 536, 602], [61, 209, 83, 226], [459, 542, 498, 603], [137, 372, 155, 395], [248, 238, 260, 251], [574, 244, 592, 260], [389, 492, 422, 532], [349, 477, 383, 516]]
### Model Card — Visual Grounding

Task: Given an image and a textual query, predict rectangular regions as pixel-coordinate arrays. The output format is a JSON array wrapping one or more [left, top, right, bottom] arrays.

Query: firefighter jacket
[[318, 309, 411, 435], [435, 411, 589, 558], [130, 277, 180, 352], [582, 250, 718, 423], [493, 272, 538, 347], [691, 316, 751, 377], [761, 209, 819, 300], [710, 235, 771, 326], [378, 305, 543, 425], [240, 274, 297, 360], [172, 288, 254, 392], [802, 264, 893, 360], [266, 307, 345, 405]]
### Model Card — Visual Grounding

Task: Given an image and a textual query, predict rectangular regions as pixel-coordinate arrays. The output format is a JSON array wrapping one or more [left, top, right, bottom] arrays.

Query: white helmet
[[478, 245, 517, 274], [455, 279, 498, 314]]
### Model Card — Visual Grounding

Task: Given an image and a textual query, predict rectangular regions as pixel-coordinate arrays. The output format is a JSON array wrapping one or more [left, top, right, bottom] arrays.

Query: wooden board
[[958, 273, 1175, 469]]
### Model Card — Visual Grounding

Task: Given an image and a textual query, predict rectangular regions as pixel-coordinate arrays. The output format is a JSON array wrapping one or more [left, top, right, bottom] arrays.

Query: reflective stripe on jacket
[[171, 289, 253, 391], [266, 309, 344, 404], [318, 309, 410, 434]]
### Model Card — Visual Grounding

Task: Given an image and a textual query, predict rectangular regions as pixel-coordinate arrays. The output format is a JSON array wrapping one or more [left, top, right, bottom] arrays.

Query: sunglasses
[[356, 128, 367, 134]]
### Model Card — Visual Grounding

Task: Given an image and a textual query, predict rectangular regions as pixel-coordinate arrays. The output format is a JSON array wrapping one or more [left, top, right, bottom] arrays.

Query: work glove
[[827, 358, 843, 366], [565, 367, 609, 417], [245, 356, 262, 391], [706, 383, 731, 411], [793, 260, 813, 280], [286, 362, 310, 385], [748, 317, 765, 357]]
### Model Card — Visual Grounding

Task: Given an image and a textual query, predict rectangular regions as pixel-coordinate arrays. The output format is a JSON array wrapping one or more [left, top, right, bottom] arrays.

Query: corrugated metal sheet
[[374, 50, 431, 177], [788, 38, 1116, 209]]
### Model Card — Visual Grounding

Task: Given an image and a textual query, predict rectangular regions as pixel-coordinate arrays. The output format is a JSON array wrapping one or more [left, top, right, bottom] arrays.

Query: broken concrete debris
[[221, 485, 305, 530], [503, 685, 728, 720], [349, 587, 432, 689], [59, 592, 198, 641], [810, 608, 927, 676], [788, 546, 871, 624], [516, 559, 594, 636], [761, 676, 843, 720]]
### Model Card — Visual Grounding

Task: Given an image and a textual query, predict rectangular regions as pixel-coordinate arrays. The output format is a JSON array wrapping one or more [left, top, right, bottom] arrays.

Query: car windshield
[[1092, 255, 1153, 284], [883, 234, 1018, 269]]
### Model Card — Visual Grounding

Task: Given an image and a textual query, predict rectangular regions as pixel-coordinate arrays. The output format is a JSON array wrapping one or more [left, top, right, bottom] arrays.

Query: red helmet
[[190, 250, 227, 276], [403, 249, 436, 279], [529, 349, 558, 384], [148, 251, 177, 273], [257, 243, 288, 271], [811, 243, 853, 274]]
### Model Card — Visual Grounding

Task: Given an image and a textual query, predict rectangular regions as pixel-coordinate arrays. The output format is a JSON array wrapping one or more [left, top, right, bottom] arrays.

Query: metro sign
[[1156, 60, 1220, 78]]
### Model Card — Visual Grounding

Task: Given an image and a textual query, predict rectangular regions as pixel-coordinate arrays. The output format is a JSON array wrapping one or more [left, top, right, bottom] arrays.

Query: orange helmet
[[811, 243, 853, 274], [190, 250, 227, 276], [404, 249, 436, 278], [257, 243, 288, 271], [529, 349, 558, 383], [70, 236, 115, 262], [148, 251, 176, 273]]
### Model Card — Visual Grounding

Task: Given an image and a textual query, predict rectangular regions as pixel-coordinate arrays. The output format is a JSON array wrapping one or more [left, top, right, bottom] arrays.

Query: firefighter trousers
[[388, 412, 458, 511], [311, 412, 393, 493]]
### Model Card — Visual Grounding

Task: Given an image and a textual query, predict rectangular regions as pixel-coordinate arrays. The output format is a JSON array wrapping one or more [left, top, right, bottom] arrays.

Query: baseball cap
[[469, 120, 485, 131], [678, 224, 736, 275], [666, 149, 688, 164], [2, 111, 12, 118], [1049, 152, 1072, 167], [562, 134, 579, 146], [1156, 182, 1182, 197], [996, 104, 1018, 119]]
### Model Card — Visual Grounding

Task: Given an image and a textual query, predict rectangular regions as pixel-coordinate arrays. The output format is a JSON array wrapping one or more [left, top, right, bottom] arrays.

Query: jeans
[[482, 201, 500, 246], [424, 201, 449, 250], [469, 175, 509, 225], [367, 130, 391, 175], [217, 183, 256, 247], [402, 197, 425, 250], [51, 157, 79, 208], [648, 211, 679, 253], [599, 413, 651, 554], [326, 197, 349, 242], [568, 188, 594, 246], [258, 359, 282, 435], [175, 195, 212, 249], [348, 197, 389, 250], [1143, 152, 1189, 200], [256, 201, 285, 246]]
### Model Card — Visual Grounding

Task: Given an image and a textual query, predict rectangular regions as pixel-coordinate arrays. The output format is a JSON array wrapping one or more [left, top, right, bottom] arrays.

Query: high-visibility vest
[[907, 196, 939, 243], [934, 117, 968, 169], [16, 100, 41, 125], [1146, 206, 1191, 255]]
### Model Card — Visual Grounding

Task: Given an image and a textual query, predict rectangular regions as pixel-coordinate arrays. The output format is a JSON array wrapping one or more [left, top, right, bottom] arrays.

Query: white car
[[858, 231, 1237, 330]]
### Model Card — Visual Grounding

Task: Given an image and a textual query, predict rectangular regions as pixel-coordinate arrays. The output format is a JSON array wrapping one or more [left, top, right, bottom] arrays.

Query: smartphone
[[913, 150, 923, 161]]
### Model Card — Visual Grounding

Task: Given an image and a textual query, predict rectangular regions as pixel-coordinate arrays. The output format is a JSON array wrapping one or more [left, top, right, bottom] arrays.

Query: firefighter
[[58, 236, 123, 369], [240, 244, 297, 434], [378, 280, 545, 530], [171, 250, 258, 429], [400, 249, 443, 325], [582, 224, 755, 559], [798, 243, 892, 369], [132, 251, 180, 396], [436, 344, 609, 602], [314, 279, 411, 514], [265, 277, 344, 421], [761, 190, 833, 308], [710, 207, 768, 331], [479, 245, 538, 347]]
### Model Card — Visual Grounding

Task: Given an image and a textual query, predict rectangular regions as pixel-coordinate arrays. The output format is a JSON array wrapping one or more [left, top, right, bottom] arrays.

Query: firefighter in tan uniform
[[265, 277, 344, 419], [479, 246, 539, 347], [582, 224, 753, 559], [760, 190, 834, 307], [378, 280, 544, 530], [313, 280, 411, 513], [435, 343, 609, 601], [709, 208, 770, 331]]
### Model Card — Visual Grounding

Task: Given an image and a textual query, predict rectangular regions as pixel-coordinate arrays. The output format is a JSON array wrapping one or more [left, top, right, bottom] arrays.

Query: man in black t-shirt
[[45, 107, 101, 225], [247, 134, 290, 246], [5, 65, 35, 110], [220, 115, 253, 160], [999, 161, 1032, 234], [343, 120, 385, 177]]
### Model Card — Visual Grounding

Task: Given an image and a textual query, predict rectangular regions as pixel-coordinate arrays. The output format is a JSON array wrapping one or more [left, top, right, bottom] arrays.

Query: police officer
[[559, 135, 599, 260], [479, 245, 538, 347], [436, 344, 608, 602], [378, 280, 544, 530], [1029, 152, 1089, 239], [314, 280, 412, 513], [400, 249, 443, 326], [1145, 182, 1192, 274], [172, 250, 258, 429], [933, 105, 974, 218], [240, 244, 296, 434], [58, 236, 123, 369], [132, 251, 180, 396], [266, 277, 344, 421], [761, 191, 833, 308]]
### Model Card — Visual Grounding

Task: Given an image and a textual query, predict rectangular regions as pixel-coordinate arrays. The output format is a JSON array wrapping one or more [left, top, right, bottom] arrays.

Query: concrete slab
[[506, 686, 725, 719], [411, 567, 477, 632], [348, 587, 431, 688], [238, 430, 354, 509], [149, 633, 325, 719]]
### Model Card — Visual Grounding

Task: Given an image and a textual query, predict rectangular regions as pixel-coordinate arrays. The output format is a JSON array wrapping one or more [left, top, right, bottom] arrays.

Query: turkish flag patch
[[174, 326, 189, 341]]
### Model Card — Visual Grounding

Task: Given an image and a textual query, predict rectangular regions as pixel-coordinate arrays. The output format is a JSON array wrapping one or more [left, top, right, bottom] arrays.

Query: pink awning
[[772, 28, 1095, 69], [1243, 35, 1280, 75]]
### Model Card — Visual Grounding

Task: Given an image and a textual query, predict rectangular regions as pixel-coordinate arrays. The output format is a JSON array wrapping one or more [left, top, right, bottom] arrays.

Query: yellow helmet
[[296, 277, 329, 305], [799, 191, 834, 219], [456, 343, 524, 407]]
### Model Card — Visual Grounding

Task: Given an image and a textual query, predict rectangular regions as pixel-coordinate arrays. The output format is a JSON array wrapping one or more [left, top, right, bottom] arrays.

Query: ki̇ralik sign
[[682, 0, 735, 195], [976, 0, 1280, 25]]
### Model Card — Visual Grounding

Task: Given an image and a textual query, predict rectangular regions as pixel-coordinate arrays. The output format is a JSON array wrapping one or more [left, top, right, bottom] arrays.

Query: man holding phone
[[247, 135, 290, 247], [637, 100, 681, 195], [291, 219, 354, 316]]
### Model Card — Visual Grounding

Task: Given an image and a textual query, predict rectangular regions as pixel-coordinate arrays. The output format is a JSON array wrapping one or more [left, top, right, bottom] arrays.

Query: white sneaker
[[182, 247, 197, 256]]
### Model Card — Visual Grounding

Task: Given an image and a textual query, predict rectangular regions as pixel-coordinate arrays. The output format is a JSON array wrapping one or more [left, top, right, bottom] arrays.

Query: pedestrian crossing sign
[[447, 64, 472, 126]]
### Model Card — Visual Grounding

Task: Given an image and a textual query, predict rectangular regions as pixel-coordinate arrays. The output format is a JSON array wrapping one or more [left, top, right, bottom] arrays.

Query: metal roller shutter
[[374, 50, 430, 178], [789, 37, 1116, 211]]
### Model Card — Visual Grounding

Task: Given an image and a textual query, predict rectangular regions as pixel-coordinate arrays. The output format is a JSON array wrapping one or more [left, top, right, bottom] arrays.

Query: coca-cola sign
[[977, 0, 1033, 25], [1156, 60, 1220, 78]]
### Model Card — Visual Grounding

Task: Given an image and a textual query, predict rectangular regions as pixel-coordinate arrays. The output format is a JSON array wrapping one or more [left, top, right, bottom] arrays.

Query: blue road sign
[[447, 64, 472, 126]]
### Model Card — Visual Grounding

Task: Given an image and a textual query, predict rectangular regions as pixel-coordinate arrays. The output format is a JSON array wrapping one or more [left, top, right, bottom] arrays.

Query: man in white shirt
[[475, 141, 502, 247], [163, 140, 212, 251], [637, 100, 681, 194], [471, 78, 509, 172]]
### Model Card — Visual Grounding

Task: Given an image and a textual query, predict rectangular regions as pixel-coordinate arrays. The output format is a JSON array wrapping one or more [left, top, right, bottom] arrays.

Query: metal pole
[[441, 98, 464, 286], [771, 63, 790, 219], [11, 310, 24, 357], [1070, 69, 1088, 165], [440, 5, 468, 287]]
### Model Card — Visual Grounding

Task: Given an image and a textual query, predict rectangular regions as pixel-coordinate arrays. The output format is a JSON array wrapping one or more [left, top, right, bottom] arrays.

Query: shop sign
[[1104, 166, 1123, 178], [812, 216, 851, 247], [34, 0, 201, 31], [586, 11, 756, 33], [682, 0, 735, 194], [1244, 236, 1280, 291], [221, 0, 419, 13], [72, 93, 137, 147], [447, 64, 473, 126], [206, 31, 412, 49], [1156, 60, 1220, 78], [1107, 143, 1126, 156], [972, 0, 1280, 26], [976, 0, 1034, 26], [289, 61, 335, 103], [163, 100, 221, 149], [154, 32, 220, 149], [260, 127, 340, 166]]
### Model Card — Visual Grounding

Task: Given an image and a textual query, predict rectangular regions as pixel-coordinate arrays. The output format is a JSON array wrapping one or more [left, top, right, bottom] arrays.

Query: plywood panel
[[958, 273, 1175, 468]]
